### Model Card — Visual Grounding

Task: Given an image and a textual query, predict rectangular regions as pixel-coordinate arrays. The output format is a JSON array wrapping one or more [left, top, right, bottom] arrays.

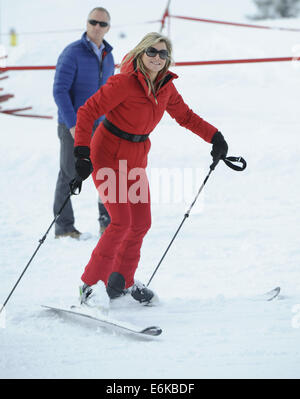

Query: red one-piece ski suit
[[74, 60, 218, 288]]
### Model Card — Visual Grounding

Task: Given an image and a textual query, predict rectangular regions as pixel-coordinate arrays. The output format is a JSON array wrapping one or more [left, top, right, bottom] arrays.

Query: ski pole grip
[[209, 159, 219, 171], [223, 156, 247, 171], [69, 177, 82, 195]]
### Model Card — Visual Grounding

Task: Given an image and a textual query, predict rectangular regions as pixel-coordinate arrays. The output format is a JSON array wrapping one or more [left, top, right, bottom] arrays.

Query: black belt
[[103, 118, 149, 143]]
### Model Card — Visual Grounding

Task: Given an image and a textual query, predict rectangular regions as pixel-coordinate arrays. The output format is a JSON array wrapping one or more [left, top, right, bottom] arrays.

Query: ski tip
[[140, 326, 162, 336], [266, 286, 281, 301]]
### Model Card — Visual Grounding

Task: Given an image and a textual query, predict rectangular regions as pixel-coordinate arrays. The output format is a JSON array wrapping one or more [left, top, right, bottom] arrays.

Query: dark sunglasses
[[88, 19, 109, 28], [145, 47, 169, 60]]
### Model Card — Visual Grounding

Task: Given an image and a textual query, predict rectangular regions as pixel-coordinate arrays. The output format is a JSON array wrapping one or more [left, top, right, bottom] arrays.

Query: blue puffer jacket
[[53, 33, 114, 129]]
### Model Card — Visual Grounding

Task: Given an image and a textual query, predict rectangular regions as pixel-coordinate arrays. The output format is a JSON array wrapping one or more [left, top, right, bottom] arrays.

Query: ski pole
[[146, 156, 247, 287], [0, 178, 82, 315]]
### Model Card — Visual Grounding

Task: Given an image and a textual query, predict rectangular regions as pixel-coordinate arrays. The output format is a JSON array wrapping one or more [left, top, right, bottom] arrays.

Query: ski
[[41, 305, 162, 337], [250, 286, 281, 302], [262, 286, 281, 301]]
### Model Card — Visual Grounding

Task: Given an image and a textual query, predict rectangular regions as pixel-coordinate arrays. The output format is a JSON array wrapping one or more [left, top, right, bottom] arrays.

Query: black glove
[[74, 146, 93, 181], [210, 131, 228, 170]]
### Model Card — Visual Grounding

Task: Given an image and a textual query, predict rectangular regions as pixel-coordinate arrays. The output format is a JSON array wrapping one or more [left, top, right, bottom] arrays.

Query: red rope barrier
[[0, 54, 298, 119], [0, 66, 56, 71], [173, 56, 299, 67], [0, 107, 53, 119], [0, 111, 53, 119], [1, 56, 299, 72], [170, 14, 300, 32], [1, 106, 32, 113], [0, 94, 14, 103], [0, 95, 53, 119]]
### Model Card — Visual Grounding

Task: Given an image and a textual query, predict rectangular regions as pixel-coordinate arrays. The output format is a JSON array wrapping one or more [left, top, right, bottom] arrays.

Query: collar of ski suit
[[120, 56, 178, 102]]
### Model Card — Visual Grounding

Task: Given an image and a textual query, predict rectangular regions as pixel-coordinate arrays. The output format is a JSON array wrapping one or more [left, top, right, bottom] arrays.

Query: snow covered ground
[[1, 0, 300, 379]]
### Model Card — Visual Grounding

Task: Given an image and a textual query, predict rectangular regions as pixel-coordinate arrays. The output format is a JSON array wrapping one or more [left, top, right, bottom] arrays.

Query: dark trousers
[[53, 124, 110, 234]]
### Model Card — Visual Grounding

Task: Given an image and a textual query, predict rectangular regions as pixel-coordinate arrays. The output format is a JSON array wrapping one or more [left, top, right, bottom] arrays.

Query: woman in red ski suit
[[74, 32, 228, 305]]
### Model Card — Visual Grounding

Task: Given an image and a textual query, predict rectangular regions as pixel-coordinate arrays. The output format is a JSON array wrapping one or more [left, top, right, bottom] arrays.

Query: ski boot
[[55, 228, 82, 240], [106, 272, 128, 299], [130, 281, 158, 305], [79, 280, 110, 314]]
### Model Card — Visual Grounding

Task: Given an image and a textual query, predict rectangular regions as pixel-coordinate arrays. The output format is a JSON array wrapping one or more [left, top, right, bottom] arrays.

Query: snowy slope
[[1, 0, 300, 379]]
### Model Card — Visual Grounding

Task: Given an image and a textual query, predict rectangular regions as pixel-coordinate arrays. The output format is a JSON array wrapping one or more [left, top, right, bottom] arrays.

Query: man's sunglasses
[[88, 19, 109, 28], [145, 47, 169, 60]]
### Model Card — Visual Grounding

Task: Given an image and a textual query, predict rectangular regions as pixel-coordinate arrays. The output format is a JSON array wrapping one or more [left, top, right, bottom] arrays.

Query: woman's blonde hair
[[121, 32, 173, 96]]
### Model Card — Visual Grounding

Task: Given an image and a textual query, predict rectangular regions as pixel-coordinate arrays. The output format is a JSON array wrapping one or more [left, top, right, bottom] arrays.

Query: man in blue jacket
[[53, 7, 114, 239]]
